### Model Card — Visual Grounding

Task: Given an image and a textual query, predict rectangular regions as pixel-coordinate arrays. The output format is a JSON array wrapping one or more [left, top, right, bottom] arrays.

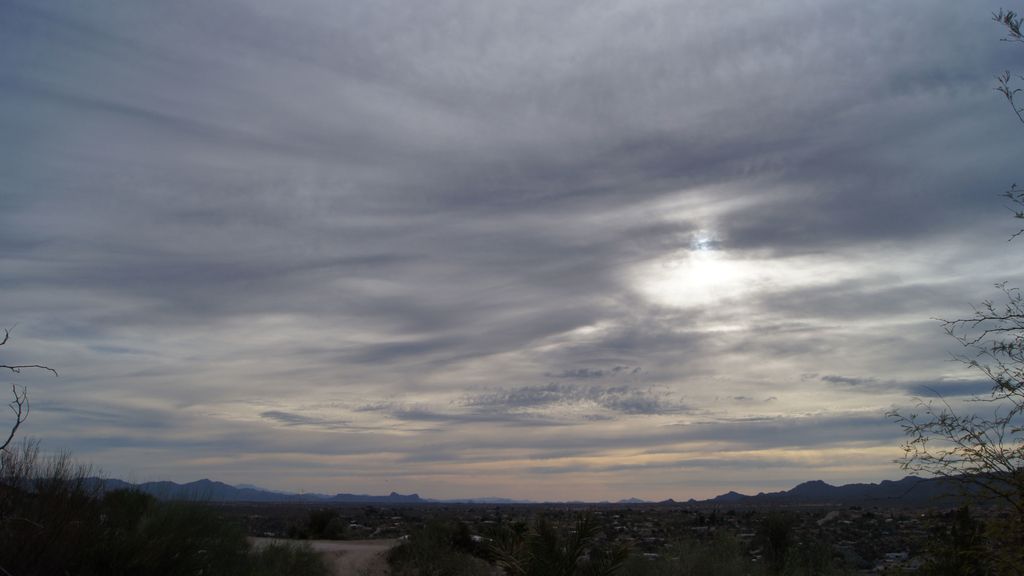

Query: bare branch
[[894, 278, 1024, 523], [0, 328, 57, 377], [0, 364, 58, 377], [0, 385, 28, 453], [998, 71, 1024, 127], [0, 327, 56, 460]]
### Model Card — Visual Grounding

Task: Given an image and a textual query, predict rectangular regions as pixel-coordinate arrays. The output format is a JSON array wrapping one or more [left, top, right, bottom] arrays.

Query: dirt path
[[251, 537, 396, 576]]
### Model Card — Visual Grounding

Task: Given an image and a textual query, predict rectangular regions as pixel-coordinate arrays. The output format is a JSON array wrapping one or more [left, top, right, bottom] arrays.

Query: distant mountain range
[[692, 476, 963, 507], [89, 478, 429, 504], [86, 475, 965, 506]]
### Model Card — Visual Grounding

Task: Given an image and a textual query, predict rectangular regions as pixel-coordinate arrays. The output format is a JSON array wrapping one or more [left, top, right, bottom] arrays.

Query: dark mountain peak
[[712, 490, 748, 502], [790, 479, 834, 495], [880, 476, 924, 487], [794, 479, 831, 488], [701, 475, 964, 507]]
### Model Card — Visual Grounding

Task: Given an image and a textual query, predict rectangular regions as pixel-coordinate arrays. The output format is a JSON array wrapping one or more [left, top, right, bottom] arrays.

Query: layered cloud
[[2, 0, 1022, 500]]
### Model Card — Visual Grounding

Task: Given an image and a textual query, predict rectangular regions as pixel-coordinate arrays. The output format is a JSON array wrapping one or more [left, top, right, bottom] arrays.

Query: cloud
[[354, 401, 566, 427], [669, 414, 904, 450], [904, 379, 995, 398], [813, 375, 996, 400], [461, 382, 691, 416], [346, 381, 691, 426], [259, 410, 352, 429], [2, 0, 1018, 499], [544, 365, 640, 379], [821, 375, 879, 387]]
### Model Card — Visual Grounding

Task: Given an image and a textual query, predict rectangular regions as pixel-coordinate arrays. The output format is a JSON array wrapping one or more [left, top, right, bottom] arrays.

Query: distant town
[[97, 474, 999, 573]]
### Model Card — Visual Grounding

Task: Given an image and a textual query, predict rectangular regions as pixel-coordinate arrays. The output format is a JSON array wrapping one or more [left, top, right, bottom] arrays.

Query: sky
[[1, 0, 1022, 501]]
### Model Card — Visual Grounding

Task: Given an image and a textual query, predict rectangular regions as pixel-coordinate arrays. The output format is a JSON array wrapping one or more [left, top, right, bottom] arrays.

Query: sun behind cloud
[[634, 231, 888, 312], [635, 230, 771, 309]]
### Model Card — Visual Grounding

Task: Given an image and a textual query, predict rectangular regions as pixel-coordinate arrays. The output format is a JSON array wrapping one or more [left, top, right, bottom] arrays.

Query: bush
[[103, 499, 251, 576], [0, 441, 328, 576], [250, 541, 331, 576], [306, 507, 347, 539], [619, 531, 756, 576], [0, 440, 101, 575], [387, 520, 492, 576]]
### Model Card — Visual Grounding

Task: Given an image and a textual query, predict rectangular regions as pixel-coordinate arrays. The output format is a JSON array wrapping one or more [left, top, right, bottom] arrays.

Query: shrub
[[250, 541, 330, 576], [387, 520, 492, 576], [0, 440, 101, 575], [0, 441, 328, 575]]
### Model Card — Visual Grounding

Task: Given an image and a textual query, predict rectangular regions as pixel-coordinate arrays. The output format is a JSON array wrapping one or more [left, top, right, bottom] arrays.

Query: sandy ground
[[251, 537, 396, 576]]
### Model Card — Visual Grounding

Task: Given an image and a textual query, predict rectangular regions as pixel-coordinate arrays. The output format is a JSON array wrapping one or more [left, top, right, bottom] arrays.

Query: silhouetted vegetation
[[387, 519, 492, 575], [387, 514, 632, 576], [617, 531, 751, 576], [1, 328, 327, 574], [1, 328, 58, 456], [368, 501, 1024, 575], [249, 541, 331, 576], [758, 511, 796, 575], [921, 506, 987, 576], [888, 8, 1024, 574], [285, 506, 350, 540], [0, 440, 328, 576], [384, 509, 857, 576], [489, 513, 629, 576]]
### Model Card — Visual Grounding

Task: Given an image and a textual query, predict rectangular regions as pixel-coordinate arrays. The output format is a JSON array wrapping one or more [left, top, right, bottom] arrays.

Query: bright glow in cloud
[[2, 0, 1022, 500]]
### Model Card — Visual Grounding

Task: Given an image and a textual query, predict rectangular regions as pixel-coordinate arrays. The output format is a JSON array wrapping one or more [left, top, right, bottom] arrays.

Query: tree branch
[[0, 327, 56, 455], [0, 384, 28, 453]]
